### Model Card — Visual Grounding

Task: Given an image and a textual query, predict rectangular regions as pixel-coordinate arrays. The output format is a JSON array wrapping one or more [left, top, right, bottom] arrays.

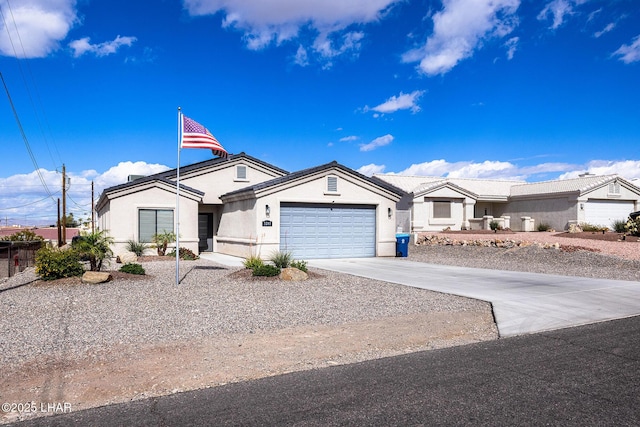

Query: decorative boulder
[[116, 251, 138, 264], [568, 223, 583, 233], [279, 267, 308, 281], [82, 271, 112, 284]]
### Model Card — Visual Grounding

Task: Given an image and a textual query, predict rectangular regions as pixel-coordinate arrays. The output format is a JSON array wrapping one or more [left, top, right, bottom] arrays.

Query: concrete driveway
[[309, 258, 640, 337]]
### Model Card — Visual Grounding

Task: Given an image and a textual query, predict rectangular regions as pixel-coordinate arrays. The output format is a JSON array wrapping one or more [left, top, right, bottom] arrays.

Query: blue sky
[[1, 0, 639, 226]]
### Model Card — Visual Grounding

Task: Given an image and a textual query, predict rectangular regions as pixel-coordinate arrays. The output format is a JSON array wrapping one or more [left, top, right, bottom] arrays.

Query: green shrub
[[125, 240, 148, 256], [35, 246, 84, 281], [269, 250, 292, 268], [580, 223, 601, 232], [625, 217, 640, 236], [290, 259, 308, 273], [537, 223, 551, 232], [489, 220, 502, 231], [168, 247, 199, 260], [252, 264, 281, 277], [119, 263, 145, 275], [612, 219, 627, 233], [243, 256, 264, 269]]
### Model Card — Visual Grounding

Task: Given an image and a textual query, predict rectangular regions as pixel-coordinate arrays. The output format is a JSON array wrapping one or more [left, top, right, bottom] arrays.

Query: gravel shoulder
[[0, 259, 495, 424]]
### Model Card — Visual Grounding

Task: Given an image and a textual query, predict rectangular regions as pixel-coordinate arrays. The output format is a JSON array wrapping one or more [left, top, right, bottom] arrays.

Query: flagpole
[[176, 107, 181, 285]]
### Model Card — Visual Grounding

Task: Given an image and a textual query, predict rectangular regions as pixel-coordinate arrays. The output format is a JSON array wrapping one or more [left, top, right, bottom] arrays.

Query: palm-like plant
[[72, 230, 114, 271], [151, 231, 176, 256]]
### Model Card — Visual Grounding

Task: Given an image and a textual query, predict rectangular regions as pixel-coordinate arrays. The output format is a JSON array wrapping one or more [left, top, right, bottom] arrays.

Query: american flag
[[181, 115, 228, 158]]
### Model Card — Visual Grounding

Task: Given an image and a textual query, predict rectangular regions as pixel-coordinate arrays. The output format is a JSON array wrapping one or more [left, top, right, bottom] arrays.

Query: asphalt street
[[9, 315, 640, 426]]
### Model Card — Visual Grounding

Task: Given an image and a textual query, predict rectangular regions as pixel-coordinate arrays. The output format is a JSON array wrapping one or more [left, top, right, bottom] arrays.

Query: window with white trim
[[236, 165, 247, 180], [327, 176, 338, 192], [139, 209, 174, 243], [433, 201, 452, 219]]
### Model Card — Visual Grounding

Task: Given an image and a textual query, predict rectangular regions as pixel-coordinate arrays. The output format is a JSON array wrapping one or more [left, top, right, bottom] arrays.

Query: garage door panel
[[280, 204, 376, 259], [585, 200, 634, 228]]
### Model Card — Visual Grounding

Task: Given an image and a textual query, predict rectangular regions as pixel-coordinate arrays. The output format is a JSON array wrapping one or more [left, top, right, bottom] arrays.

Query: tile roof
[[509, 174, 619, 197], [374, 174, 523, 199]]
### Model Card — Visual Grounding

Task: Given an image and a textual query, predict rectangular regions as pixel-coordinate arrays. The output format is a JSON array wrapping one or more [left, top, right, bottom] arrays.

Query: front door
[[198, 213, 213, 252]]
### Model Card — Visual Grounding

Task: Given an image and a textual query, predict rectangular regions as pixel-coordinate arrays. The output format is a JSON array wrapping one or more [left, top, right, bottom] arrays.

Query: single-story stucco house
[[97, 153, 640, 259], [96, 153, 405, 259], [375, 173, 640, 233]]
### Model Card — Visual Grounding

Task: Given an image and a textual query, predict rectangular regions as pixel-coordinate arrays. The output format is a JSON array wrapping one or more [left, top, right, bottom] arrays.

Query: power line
[[1, 72, 57, 205]]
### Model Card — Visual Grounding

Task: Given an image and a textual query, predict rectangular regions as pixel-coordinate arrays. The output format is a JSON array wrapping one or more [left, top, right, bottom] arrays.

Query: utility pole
[[62, 164, 66, 244], [91, 181, 95, 233], [57, 198, 62, 247]]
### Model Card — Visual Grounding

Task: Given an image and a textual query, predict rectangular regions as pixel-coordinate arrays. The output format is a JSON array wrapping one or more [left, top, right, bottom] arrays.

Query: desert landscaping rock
[[279, 267, 309, 281], [1, 232, 638, 424], [81, 271, 113, 284]]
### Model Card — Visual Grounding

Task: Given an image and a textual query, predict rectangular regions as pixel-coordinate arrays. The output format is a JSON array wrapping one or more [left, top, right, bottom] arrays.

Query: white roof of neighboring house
[[374, 174, 524, 200], [509, 174, 620, 197]]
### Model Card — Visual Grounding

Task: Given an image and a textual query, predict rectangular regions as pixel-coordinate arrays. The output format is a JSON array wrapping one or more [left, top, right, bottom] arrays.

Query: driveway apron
[[309, 258, 640, 337]]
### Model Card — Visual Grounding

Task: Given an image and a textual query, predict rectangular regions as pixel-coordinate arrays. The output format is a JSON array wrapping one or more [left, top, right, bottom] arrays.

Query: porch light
[[266, 204, 271, 217], [388, 207, 393, 218]]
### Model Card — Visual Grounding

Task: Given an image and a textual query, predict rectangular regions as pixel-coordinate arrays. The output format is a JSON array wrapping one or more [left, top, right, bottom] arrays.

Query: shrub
[[168, 247, 199, 260], [151, 231, 176, 256], [290, 259, 308, 273], [71, 230, 113, 271], [252, 264, 280, 277], [243, 256, 264, 269], [612, 219, 627, 233], [625, 217, 640, 236], [269, 250, 292, 268], [119, 263, 145, 275], [35, 246, 84, 281], [0, 229, 44, 241], [537, 223, 551, 232], [125, 239, 148, 256], [489, 220, 502, 232], [580, 223, 601, 232]]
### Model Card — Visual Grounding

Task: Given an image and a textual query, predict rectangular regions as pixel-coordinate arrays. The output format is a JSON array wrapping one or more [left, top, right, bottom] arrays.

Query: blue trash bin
[[396, 233, 410, 257]]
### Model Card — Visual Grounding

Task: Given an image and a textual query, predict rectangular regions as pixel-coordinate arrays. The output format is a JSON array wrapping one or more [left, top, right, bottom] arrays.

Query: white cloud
[[558, 160, 640, 180], [69, 35, 137, 58], [293, 45, 309, 66], [183, 0, 401, 65], [0, 0, 77, 58], [537, 0, 574, 30], [505, 36, 519, 59], [402, 0, 520, 76], [0, 162, 170, 226], [357, 163, 386, 176], [594, 22, 615, 38], [339, 135, 359, 142], [612, 35, 640, 64], [359, 134, 393, 152], [364, 90, 425, 115]]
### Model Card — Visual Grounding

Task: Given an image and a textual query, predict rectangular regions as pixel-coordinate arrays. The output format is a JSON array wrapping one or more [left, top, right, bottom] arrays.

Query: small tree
[[0, 229, 44, 241], [72, 230, 113, 271], [151, 231, 176, 256]]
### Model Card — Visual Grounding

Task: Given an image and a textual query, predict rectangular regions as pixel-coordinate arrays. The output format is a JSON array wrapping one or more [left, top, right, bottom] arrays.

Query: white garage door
[[584, 200, 635, 228], [280, 203, 376, 259]]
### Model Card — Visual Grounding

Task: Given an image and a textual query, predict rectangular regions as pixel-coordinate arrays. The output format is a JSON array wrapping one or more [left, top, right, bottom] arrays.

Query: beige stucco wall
[[179, 159, 285, 204], [411, 187, 475, 232], [217, 169, 400, 259], [97, 185, 200, 255], [503, 196, 575, 231]]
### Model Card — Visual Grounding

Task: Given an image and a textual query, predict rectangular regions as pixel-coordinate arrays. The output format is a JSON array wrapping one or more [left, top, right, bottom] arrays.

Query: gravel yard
[[1, 231, 638, 423]]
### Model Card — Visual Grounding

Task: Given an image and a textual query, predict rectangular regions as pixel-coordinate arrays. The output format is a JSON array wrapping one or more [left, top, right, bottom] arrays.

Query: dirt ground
[[0, 266, 495, 424]]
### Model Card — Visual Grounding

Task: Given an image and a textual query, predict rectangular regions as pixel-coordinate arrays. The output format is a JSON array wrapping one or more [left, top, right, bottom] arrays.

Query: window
[[433, 201, 451, 219], [139, 209, 174, 242], [236, 165, 247, 180], [608, 181, 620, 194], [327, 176, 338, 192]]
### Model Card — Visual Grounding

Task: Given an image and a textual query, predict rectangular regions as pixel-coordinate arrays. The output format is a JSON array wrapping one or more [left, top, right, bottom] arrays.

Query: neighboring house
[[96, 153, 405, 259], [0, 227, 80, 245], [375, 174, 640, 232]]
